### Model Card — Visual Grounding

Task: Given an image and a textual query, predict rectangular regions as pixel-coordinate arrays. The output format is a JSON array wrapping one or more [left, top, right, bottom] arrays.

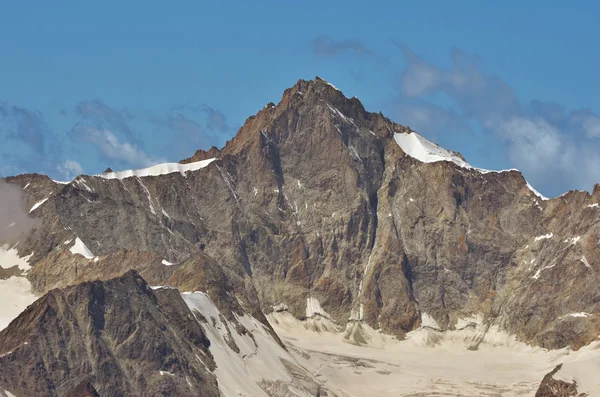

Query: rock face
[[0, 271, 220, 397], [3, 76, 600, 355], [62, 380, 101, 397], [535, 365, 588, 397]]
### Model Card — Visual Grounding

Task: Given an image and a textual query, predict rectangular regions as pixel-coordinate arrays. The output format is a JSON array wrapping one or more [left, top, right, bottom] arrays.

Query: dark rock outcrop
[[535, 364, 588, 397]]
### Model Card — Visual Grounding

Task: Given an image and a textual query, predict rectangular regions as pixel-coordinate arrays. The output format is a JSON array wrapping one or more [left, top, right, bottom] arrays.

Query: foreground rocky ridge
[[0, 271, 220, 397], [0, 271, 325, 397]]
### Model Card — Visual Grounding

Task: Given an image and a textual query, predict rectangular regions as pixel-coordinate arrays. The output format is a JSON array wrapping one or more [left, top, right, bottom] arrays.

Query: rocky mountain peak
[[182, 76, 393, 163], [278, 76, 369, 123]]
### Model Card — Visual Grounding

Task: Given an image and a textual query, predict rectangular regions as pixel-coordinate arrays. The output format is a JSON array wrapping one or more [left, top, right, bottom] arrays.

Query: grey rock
[[0, 271, 220, 397], [62, 379, 101, 397]]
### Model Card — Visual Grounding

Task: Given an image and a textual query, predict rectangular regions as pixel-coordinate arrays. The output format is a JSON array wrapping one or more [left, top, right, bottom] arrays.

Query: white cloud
[[571, 110, 600, 139], [396, 101, 469, 137], [402, 63, 440, 98], [57, 160, 84, 180], [71, 124, 162, 169], [495, 117, 563, 176], [396, 46, 600, 196]]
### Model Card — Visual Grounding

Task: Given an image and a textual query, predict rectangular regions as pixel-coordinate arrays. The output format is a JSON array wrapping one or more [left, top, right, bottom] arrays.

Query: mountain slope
[[0, 271, 325, 397]]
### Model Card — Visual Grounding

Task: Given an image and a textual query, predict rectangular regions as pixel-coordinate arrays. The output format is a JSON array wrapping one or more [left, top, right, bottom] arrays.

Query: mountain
[[1, 76, 600, 396]]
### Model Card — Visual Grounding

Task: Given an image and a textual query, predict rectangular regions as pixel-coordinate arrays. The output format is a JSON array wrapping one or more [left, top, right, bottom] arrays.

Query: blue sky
[[2, 1, 600, 197]]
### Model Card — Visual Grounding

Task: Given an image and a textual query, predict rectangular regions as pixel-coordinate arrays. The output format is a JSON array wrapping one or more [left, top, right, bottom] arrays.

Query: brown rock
[[535, 365, 588, 397]]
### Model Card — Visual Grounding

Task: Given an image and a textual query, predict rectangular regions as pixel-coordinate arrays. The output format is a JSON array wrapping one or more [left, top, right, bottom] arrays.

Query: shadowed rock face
[[0, 271, 220, 397], [3, 77, 600, 351]]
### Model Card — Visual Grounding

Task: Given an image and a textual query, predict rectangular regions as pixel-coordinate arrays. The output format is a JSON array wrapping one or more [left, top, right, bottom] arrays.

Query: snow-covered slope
[[180, 291, 321, 397], [550, 343, 600, 396], [394, 131, 549, 200], [268, 310, 600, 397], [0, 245, 37, 331], [28, 198, 48, 213], [0, 277, 37, 331], [394, 132, 472, 169], [0, 245, 32, 271], [97, 158, 217, 180]]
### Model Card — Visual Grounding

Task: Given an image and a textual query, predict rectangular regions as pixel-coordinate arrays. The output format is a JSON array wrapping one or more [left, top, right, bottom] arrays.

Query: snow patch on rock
[[272, 303, 289, 312], [581, 256, 591, 268], [97, 158, 217, 180], [564, 236, 581, 245], [563, 312, 592, 318], [420, 313, 441, 330], [532, 263, 556, 280], [395, 132, 471, 168], [394, 131, 548, 200], [306, 297, 331, 319], [0, 245, 32, 271], [29, 198, 48, 213], [534, 233, 553, 242], [69, 237, 95, 259]]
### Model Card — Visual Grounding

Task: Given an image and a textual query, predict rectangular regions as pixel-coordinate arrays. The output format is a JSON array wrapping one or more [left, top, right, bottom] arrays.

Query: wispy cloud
[[166, 104, 232, 133], [57, 160, 84, 180], [204, 106, 230, 133], [149, 105, 232, 158], [393, 43, 600, 196], [0, 103, 53, 156], [312, 35, 389, 63], [71, 100, 232, 169], [0, 102, 65, 177], [394, 100, 473, 139], [69, 124, 162, 169], [348, 69, 366, 83], [570, 109, 600, 139], [75, 99, 139, 144], [1, 97, 233, 177]]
